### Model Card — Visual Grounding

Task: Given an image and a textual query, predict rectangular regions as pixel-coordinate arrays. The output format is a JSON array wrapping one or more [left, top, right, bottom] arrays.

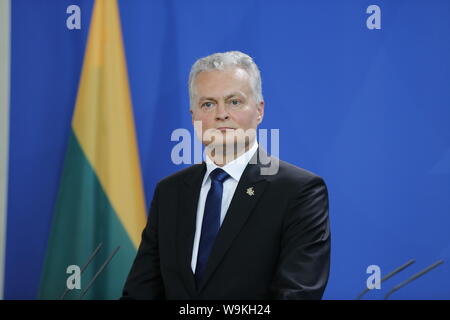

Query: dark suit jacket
[[122, 149, 330, 300]]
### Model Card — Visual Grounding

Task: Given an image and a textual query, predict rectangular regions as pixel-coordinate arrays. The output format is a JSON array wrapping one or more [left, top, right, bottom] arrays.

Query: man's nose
[[215, 102, 229, 120]]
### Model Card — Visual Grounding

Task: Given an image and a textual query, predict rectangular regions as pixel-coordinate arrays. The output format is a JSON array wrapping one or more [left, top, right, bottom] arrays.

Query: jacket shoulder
[[156, 163, 205, 188], [267, 158, 326, 189]]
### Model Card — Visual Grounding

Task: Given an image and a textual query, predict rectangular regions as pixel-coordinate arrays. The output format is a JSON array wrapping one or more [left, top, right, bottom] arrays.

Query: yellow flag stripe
[[72, 0, 146, 248]]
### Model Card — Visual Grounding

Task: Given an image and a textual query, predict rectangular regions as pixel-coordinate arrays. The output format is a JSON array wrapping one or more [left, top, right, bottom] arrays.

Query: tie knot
[[209, 168, 230, 183]]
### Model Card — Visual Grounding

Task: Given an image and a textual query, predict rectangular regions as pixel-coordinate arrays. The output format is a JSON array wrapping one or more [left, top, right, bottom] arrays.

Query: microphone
[[384, 259, 444, 300], [60, 242, 103, 300], [79, 245, 121, 300], [355, 259, 416, 300]]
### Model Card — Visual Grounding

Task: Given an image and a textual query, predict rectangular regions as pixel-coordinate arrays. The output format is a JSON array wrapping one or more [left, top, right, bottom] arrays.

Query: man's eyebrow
[[198, 92, 247, 102], [225, 92, 247, 100], [198, 96, 217, 102]]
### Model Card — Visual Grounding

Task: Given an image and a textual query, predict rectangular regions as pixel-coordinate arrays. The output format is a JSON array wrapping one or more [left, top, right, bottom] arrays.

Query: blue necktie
[[195, 168, 230, 287]]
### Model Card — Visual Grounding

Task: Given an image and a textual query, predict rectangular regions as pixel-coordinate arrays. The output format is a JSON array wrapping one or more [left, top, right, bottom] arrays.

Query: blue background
[[5, 0, 450, 299]]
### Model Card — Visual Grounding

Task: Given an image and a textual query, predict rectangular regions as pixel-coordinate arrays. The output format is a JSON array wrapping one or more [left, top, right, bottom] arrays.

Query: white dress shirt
[[190, 141, 259, 273]]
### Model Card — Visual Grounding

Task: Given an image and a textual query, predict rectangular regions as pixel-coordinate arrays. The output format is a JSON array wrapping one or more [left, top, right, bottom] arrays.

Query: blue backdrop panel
[[5, 0, 450, 299]]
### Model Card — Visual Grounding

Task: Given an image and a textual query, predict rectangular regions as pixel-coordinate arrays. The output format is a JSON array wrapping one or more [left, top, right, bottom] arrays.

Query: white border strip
[[0, 0, 11, 300]]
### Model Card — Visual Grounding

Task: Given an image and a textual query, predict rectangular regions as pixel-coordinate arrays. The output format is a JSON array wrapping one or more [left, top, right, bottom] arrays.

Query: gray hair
[[188, 51, 263, 109]]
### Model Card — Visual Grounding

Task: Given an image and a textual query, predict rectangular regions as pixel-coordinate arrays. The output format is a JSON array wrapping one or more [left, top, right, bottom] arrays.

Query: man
[[122, 51, 330, 299]]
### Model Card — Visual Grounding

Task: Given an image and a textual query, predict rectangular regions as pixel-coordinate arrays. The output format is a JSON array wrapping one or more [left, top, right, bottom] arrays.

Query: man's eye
[[230, 99, 241, 106], [201, 102, 214, 108]]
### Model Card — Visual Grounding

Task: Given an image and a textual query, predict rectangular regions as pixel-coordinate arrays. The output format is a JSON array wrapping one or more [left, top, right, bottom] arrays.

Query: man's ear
[[257, 100, 264, 124]]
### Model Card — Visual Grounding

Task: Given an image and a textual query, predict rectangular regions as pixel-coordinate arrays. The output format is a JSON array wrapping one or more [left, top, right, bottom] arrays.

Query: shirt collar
[[203, 141, 259, 186]]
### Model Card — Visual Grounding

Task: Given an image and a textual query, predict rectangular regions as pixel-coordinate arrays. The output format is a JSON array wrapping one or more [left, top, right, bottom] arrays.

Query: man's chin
[[204, 140, 250, 154]]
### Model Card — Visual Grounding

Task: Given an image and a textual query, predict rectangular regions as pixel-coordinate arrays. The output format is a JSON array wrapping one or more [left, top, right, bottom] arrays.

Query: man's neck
[[206, 140, 256, 167]]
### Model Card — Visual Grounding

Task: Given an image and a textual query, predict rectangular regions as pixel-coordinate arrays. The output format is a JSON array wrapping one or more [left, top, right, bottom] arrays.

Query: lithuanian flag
[[39, 0, 146, 299]]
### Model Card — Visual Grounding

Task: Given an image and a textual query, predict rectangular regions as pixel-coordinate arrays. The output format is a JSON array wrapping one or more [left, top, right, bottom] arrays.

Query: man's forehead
[[196, 67, 249, 82], [195, 67, 252, 93]]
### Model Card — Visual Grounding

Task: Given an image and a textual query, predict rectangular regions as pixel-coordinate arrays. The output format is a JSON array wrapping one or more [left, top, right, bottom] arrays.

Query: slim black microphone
[[384, 259, 444, 300], [79, 245, 121, 300], [355, 259, 416, 300], [60, 242, 103, 300]]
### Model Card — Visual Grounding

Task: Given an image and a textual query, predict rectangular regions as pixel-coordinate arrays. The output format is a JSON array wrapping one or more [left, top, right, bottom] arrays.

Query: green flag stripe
[[39, 131, 137, 300]]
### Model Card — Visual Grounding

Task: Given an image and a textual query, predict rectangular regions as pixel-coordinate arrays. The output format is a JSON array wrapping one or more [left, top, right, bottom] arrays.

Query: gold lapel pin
[[246, 187, 255, 196]]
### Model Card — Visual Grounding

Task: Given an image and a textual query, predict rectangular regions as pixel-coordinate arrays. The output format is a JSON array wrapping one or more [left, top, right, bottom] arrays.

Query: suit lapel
[[177, 163, 205, 296], [198, 149, 270, 292]]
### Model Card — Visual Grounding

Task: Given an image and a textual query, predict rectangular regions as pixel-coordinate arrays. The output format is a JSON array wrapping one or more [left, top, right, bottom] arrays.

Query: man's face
[[191, 67, 264, 150]]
